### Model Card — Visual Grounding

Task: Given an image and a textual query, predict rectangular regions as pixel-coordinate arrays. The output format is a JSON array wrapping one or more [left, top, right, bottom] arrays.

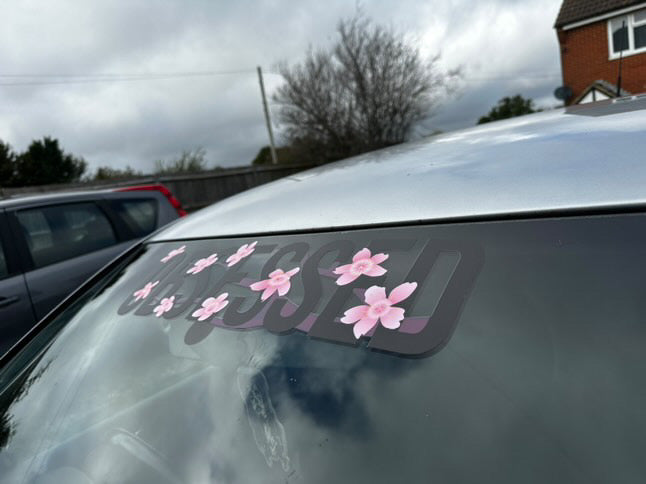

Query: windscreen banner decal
[[117, 230, 484, 357]]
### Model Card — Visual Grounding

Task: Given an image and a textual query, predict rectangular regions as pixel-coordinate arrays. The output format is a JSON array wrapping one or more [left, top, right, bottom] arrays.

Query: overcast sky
[[0, 0, 563, 173]]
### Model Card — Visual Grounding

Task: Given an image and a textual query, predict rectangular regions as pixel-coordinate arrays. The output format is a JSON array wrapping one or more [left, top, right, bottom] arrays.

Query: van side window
[[0, 237, 8, 279], [17, 203, 117, 269], [110, 199, 158, 238]]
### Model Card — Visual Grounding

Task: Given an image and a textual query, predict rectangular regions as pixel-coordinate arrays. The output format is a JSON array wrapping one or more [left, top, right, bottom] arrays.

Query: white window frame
[[608, 8, 646, 59]]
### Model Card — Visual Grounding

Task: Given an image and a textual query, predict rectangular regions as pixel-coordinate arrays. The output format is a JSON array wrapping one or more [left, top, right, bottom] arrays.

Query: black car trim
[[147, 204, 646, 243]]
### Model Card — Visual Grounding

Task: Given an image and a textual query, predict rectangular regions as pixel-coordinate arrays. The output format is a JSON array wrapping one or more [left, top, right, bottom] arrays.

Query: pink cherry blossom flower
[[153, 296, 175, 317], [250, 267, 300, 301], [133, 281, 159, 301], [187, 253, 218, 274], [333, 248, 389, 286], [191, 293, 229, 321], [340, 282, 417, 339], [161, 245, 186, 263], [226, 241, 257, 267]]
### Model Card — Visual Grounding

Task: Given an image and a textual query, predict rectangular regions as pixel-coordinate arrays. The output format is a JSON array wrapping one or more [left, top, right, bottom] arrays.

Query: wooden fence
[[0, 163, 317, 211]]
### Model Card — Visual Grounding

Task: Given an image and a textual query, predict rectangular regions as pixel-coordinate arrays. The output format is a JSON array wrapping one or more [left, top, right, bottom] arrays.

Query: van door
[[0, 210, 35, 356]]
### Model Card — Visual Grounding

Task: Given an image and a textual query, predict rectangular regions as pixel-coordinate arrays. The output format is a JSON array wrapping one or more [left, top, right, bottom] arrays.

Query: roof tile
[[555, 0, 644, 27]]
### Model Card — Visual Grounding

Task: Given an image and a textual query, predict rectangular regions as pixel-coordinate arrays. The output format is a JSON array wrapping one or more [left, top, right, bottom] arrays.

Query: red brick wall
[[557, 21, 646, 104]]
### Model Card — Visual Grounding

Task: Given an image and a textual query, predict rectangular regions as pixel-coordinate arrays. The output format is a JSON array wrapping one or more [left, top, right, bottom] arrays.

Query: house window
[[635, 10, 646, 49], [609, 8, 646, 58]]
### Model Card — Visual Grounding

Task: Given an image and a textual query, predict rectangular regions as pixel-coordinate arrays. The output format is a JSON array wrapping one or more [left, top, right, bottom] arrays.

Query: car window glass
[[611, 17, 629, 52], [0, 238, 8, 279], [111, 199, 158, 238], [635, 22, 646, 49], [16, 203, 117, 269], [2, 215, 646, 483]]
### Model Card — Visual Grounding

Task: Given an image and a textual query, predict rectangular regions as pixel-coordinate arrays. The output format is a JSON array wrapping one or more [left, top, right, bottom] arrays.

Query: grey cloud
[[0, 0, 564, 173]]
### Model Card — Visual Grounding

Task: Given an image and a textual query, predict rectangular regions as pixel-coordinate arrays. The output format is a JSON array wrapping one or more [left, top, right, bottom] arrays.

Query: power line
[[0, 69, 283, 78], [0, 69, 255, 78], [0, 68, 560, 85], [0, 69, 258, 78], [462, 73, 561, 82], [0, 69, 260, 86]]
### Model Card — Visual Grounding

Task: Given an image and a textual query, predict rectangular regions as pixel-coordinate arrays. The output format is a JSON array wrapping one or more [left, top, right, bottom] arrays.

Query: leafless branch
[[273, 13, 457, 163]]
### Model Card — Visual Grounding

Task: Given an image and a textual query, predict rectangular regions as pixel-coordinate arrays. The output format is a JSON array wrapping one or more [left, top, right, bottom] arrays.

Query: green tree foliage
[[251, 146, 301, 166], [13, 137, 87, 186], [477, 95, 536, 124], [0, 141, 17, 185], [154, 147, 208, 175], [93, 165, 143, 181], [274, 13, 458, 164], [0, 137, 86, 187]]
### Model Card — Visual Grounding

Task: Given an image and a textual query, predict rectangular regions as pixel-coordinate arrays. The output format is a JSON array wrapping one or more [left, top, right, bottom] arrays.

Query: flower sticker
[[250, 267, 300, 301], [191, 293, 229, 321], [133, 281, 159, 301], [153, 296, 175, 317], [187, 253, 218, 275], [340, 282, 417, 339], [161, 245, 186, 263], [333, 248, 389, 286], [226, 241, 257, 267]]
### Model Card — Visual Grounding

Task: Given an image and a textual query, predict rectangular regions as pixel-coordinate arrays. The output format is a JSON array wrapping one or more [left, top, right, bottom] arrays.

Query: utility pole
[[257, 66, 278, 165]]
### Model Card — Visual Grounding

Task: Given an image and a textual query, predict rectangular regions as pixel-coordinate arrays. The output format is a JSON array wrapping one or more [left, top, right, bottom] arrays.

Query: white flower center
[[368, 300, 391, 318], [270, 274, 289, 286], [350, 258, 373, 276]]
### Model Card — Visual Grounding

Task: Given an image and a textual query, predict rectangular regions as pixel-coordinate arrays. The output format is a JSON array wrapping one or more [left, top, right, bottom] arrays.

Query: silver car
[[1, 97, 645, 483]]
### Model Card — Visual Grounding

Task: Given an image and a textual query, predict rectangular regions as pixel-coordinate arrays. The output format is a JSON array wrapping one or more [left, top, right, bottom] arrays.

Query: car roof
[[0, 187, 171, 210], [0, 189, 121, 210], [149, 95, 643, 240]]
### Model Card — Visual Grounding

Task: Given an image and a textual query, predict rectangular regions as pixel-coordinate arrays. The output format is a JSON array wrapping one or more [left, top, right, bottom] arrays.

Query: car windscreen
[[1, 213, 646, 483]]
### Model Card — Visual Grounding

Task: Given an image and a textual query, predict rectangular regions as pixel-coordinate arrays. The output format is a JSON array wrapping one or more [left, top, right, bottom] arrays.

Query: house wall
[[557, 21, 646, 104]]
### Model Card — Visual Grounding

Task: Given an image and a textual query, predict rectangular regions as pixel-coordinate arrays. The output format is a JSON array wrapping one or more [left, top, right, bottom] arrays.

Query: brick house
[[555, 0, 646, 104]]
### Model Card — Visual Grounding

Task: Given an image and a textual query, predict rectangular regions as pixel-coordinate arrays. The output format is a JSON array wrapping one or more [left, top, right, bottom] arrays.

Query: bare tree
[[154, 147, 208, 175], [274, 14, 457, 163]]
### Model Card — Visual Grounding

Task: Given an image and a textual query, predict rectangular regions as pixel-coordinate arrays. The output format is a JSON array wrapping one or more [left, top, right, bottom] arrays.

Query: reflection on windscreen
[[1, 215, 646, 483]]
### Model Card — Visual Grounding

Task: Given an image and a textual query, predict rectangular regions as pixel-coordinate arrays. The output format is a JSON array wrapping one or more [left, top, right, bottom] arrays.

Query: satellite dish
[[554, 86, 572, 101]]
